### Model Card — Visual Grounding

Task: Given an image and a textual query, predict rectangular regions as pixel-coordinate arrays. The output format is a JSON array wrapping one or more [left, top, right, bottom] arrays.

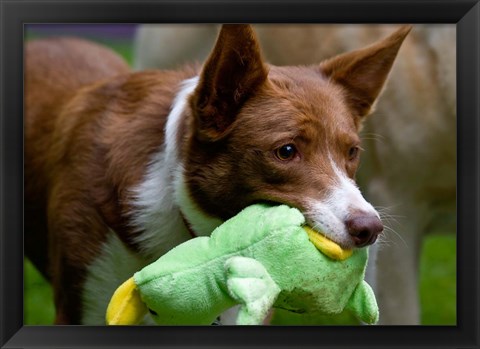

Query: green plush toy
[[106, 204, 379, 325]]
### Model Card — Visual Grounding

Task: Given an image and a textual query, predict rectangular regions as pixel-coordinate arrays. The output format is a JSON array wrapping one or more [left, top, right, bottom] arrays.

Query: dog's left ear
[[191, 24, 268, 142], [320, 25, 412, 119]]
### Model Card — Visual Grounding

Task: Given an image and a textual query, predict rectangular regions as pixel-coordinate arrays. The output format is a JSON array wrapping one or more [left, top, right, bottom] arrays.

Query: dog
[[25, 24, 411, 324], [134, 24, 456, 325]]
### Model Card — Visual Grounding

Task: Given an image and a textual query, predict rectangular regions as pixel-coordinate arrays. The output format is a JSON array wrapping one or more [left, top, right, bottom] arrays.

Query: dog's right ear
[[320, 25, 412, 121], [190, 24, 268, 142]]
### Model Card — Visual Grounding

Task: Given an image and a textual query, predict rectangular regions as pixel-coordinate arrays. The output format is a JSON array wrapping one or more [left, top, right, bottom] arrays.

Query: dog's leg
[[365, 180, 424, 325], [25, 204, 50, 281], [47, 179, 110, 324], [373, 227, 422, 325], [49, 250, 86, 324]]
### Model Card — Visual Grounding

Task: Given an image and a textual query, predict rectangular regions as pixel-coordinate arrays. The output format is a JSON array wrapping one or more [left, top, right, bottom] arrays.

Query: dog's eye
[[348, 146, 360, 160], [275, 144, 297, 161]]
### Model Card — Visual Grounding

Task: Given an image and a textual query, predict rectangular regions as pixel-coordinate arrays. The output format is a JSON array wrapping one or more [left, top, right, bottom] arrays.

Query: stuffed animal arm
[[106, 204, 379, 325], [225, 256, 281, 325]]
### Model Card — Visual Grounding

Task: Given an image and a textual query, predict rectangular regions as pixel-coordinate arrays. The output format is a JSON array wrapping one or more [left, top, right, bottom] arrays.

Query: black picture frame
[[1, 0, 479, 348]]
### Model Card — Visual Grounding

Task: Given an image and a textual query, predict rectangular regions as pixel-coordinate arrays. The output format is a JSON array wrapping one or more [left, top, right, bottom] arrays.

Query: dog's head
[[180, 24, 411, 248]]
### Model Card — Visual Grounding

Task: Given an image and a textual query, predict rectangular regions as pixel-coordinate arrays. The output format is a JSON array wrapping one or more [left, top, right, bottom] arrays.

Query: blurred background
[[24, 24, 456, 325]]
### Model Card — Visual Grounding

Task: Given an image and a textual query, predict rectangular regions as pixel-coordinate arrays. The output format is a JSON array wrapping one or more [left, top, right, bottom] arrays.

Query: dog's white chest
[[81, 232, 153, 325]]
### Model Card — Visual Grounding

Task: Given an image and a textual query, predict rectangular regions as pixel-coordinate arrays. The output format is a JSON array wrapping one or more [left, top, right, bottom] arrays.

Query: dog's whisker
[[382, 225, 408, 248], [378, 214, 403, 227], [375, 230, 400, 249], [374, 239, 393, 250], [361, 133, 385, 142], [373, 204, 403, 213]]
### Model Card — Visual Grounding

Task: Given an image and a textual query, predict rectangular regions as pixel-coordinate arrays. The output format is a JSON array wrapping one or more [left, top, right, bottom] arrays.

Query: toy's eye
[[348, 146, 360, 161], [275, 144, 297, 161], [148, 308, 158, 316]]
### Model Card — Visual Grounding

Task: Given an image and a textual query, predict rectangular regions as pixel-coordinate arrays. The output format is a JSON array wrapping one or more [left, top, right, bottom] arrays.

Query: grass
[[419, 234, 456, 325], [23, 32, 457, 326], [24, 259, 55, 325]]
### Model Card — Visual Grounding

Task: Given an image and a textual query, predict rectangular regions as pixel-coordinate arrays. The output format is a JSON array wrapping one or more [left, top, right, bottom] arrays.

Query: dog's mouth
[[251, 198, 382, 251], [303, 226, 353, 260], [252, 199, 355, 250]]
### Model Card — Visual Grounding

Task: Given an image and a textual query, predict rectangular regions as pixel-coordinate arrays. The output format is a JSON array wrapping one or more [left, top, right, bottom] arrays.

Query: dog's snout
[[346, 214, 383, 247]]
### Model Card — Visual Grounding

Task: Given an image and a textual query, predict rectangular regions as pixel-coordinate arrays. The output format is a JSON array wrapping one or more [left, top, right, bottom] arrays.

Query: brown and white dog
[[25, 24, 411, 324], [135, 24, 456, 325]]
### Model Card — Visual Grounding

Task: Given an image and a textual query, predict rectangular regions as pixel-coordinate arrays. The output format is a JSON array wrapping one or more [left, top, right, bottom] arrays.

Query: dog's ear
[[320, 25, 412, 119], [191, 24, 268, 141]]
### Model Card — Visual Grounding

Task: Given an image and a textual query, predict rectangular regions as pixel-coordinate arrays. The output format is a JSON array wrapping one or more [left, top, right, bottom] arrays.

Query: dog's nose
[[346, 214, 383, 247]]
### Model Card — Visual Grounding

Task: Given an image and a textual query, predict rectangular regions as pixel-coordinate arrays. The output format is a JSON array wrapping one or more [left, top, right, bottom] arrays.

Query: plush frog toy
[[106, 204, 379, 325]]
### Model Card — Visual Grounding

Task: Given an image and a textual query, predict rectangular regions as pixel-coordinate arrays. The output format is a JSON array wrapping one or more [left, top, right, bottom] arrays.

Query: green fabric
[[133, 204, 378, 325]]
